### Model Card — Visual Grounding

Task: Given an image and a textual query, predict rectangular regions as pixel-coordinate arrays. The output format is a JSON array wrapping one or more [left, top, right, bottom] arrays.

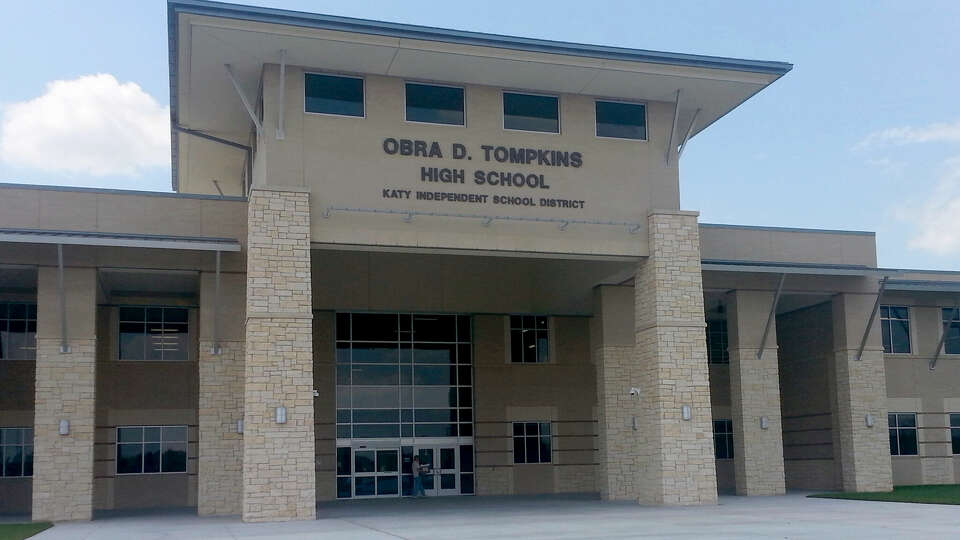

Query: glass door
[[416, 445, 459, 496], [352, 448, 399, 498]]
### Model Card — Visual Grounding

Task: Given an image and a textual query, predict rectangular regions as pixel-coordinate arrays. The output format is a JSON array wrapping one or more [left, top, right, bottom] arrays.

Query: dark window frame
[[116, 425, 188, 475], [0, 427, 33, 477], [502, 91, 560, 134], [713, 419, 734, 460], [942, 308, 960, 355], [512, 421, 552, 464], [304, 72, 365, 118], [118, 306, 190, 361], [594, 99, 648, 141], [0, 302, 37, 361], [509, 315, 549, 364], [888, 412, 918, 456], [404, 81, 466, 126], [706, 319, 729, 365], [950, 413, 960, 456], [880, 305, 912, 354]]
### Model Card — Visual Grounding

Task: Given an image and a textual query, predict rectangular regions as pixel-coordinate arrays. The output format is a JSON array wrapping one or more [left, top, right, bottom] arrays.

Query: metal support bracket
[[211, 250, 222, 355], [756, 273, 785, 361], [856, 276, 888, 361], [276, 49, 286, 140], [930, 304, 958, 371], [665, 89, 681, 165], [225, 64, 263, 134], [57, 244, 70, 354], [678, 108, 701, 159]]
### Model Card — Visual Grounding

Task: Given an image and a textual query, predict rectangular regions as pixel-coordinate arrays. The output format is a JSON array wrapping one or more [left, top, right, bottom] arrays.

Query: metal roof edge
[[0, 228, 242, 252], [0, 182, 247, 202], [700, 222, 876, 236]]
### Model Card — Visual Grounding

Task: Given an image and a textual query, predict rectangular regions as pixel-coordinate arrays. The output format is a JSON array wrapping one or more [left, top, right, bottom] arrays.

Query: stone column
[[243, 189, 316, 522], [831, 292, 893, 492], [633, 210, 717, 505], [32, 266, 97, 521], [198, 272, 245, 516], [726, 290, 786, 496]]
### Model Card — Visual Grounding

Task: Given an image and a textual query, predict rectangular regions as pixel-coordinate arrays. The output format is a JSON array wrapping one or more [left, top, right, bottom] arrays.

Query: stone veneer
[[632, 210, 717, 505], [198, 340, 245, 516], [595, 345, 639, 500], [32, 338, 97, 521], [727, 290, 786, 496], [832, 293, 893, 492], [242, 189, 316, 522]]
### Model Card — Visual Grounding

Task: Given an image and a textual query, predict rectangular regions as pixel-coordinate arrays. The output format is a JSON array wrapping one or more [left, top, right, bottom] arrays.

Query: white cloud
[[0, 74, 169, 176], [856, 119, 960, 150], [899, 156, 960, 256]]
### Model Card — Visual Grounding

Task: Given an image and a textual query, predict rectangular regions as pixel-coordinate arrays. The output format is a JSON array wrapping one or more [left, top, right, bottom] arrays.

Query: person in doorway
[[412, 456, 425, 497]]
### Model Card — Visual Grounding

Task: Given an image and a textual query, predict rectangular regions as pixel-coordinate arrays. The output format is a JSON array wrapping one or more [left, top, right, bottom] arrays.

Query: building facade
[[1, 0, 959, 523]]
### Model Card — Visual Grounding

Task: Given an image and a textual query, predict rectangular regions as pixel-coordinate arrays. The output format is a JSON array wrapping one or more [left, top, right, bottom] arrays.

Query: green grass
[[809, 484, 960, 505], [0, 522, 53, 540]]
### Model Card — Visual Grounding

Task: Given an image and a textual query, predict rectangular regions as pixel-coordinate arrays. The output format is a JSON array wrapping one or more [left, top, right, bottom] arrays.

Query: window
[[713, 420, 734, 460], [503, 92, 559, 133], [116, 425, 187, 474], [888, 413, 918, 456], [510, 316, 548, 363], [0, 302, 37, 360], [880, 306, 911, 354], [706, 320, 729, 364], [942, 308, 960, 355], [119, 307, 189, 361], [1, 427, 33, 477], [513, 422, 551, 464], [595, 100, 647, 140], [405, 83, 464, 126], [951, 414, 960, 455], [305, 73, 364, 117]]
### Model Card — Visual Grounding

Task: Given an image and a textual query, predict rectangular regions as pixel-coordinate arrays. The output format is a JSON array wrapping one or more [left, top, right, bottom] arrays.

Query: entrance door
[[416, 445, 459, 496], [352, 448, 400, 498]]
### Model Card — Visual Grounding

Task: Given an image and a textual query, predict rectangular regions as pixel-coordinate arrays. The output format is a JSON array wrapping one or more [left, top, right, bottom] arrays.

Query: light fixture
[[275, 406, 287, 424], [236, 420, 244, 434], [681, 405, 692, 421], [865, 413, 875, 428], [58, 419, 70, 435], [760, 416, 769, 430]]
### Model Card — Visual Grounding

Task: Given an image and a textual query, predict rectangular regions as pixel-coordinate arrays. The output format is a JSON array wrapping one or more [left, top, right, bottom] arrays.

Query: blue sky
[[1, 1, 959, 270]]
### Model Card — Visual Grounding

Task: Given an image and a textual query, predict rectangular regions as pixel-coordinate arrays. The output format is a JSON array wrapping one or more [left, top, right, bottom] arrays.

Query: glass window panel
[[402, 446, 414, 474], [513, 423, 524, 436], [539, 435, 551, 463], [513, 436, 525, 463], [522, 330, 537, 363], [352, 387, 399, 409], [418, 448, 434, 468], [898, 429, 918, 455], [888, 413, 896, 427], [880, 306, 890, 318], [405, 83, 464, 125], [353, 409, 399, 423], [458, 388, 471, 408], [890, 306, 909, 320], [459, 445, 474, 473], [413, 315, 457, 342], [164, 308, 188, 323], [353, 424, 400, 438], [414, 365, 455, 385], [509, 315, 522, 328], [119, 307, 144, 321], [459, 423, 473, 436], [459, 409, 472, 422], [336, 344, 350, 364], [522, 316, 534, 328], [951, 413, 960, 428], [163, 426, 187, 442], [414, 387, 456, 408], [952, 426, 960, 455], [0, 303, 7, 318], [143, 427, 162, 442], [413, 344, 456, 364], [352, 364, 399, 386], [117, 444, 143, 474], [119, 323, 146, 360], [439, 448, 455, 469], [8, 304, 26, 319], [595, 100, 646, 139], [351, 314, 398, 341], [401, 424, 413, 437], [336, 313, 351, 341], [4, 428, 22, 445], [355, 450, 375, 473], [337, 425, 351, 438], [24, 428, 33, 442], [891, 319, 911, 353], [414, 424, 457, 437], [440, 473, 456, 489], [421, 474, 435, 490], [881, 320, 892, 353], [401, 409, 414, 422], [525, 423, 538, 436], [337, 476, 351, 498], [337, 365, 351, 385], [536, 331, 549, 363], [146, 308, 163, 322], [400, 387, 413, 408], [400, 343, 413, 363], [3, 445, 23, 477], [525, 437, 540, 464], [377, 450, 399, 473], [143, 443, 161, 473], [377, 475, 399, 495], [23, 445, 32, 476], [510, 330, 524, 363], [539, 422, 551, 436], [305, 73, 364, 117], [457, 344, 471, 364], [897, 413, 916, 428], [118, 427, 143, 443], [336, 386, 351, 408], [337, 447, 351, 475], [352, 343, 400, 364], [402, 474, 413, 496], [161, 442, 187, 472], [415, 409, 458, 422], [460, 473, 474, 494], [457, 316, 471, 342], [354, 476, 375, 496], [889, 429, 898, 455], [503, 92, 559, 133], [400, 365, 413, 385]]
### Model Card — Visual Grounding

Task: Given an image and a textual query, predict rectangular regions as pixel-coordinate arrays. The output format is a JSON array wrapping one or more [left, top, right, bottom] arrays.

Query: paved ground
[[23, 492, 960, 539]]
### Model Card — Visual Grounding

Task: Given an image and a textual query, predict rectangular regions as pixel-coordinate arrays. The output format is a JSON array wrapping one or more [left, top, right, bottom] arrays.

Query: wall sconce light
[[275, 406, 287, 424], [632, 416, 638, 431], [865, 413, 875, 428], [760, 416, 769, 430], [58, 419, 70, 435], [681, 405, 692, 421], [236, 420, 244, 434], [629, 387, 641, 397]]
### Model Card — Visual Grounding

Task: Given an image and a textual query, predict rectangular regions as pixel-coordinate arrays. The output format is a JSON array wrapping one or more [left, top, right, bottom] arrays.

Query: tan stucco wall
[[700, 225, 877, 268], [255, 64, 680, 257]]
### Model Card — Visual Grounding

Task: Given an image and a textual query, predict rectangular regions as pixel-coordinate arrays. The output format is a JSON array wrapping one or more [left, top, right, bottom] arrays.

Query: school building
[[1, 0, 959, 523]]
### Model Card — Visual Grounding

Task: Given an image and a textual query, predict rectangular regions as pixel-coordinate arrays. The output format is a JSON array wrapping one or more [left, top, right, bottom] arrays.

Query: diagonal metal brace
[[756, 273, 786, 361], [856, 276, 888, 361], [225, 64, 263, 134], [930, 304, 959, 370]]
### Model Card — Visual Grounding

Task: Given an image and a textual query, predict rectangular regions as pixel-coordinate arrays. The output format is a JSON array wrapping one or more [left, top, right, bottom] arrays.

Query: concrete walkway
[[28, 492, 960, 539]]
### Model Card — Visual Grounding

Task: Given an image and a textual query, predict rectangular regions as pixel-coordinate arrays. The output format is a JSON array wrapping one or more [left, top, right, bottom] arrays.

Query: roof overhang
[[0, 228, 241, 252], [701, 259, 881, 277], [167, 0, 792, 190], [884, 280, 960, 293]]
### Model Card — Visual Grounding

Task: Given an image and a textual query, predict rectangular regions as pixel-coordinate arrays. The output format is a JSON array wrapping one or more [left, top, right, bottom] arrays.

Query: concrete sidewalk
[[29, 492, 960, 539]]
